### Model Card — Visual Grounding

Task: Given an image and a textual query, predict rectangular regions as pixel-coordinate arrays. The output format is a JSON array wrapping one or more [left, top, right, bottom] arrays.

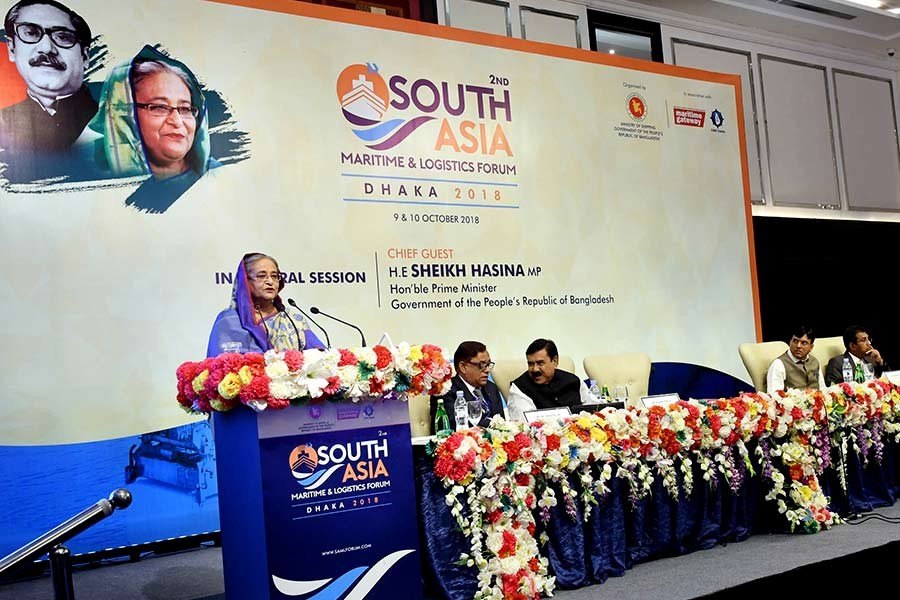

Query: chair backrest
[[582, 353, 651, 406], [408, 394, 431, 437], [491, 356, 576, 399], [738, 341, 788, 392], [810, 336, 845, 375]]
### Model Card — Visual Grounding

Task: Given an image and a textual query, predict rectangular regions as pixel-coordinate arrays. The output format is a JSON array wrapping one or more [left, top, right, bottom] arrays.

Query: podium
[[213, 395, 423, 599]]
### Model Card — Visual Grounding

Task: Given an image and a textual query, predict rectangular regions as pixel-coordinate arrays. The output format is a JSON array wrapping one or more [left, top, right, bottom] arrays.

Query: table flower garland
[[176, 343, 452, 413], [430, 380, 900, 600]]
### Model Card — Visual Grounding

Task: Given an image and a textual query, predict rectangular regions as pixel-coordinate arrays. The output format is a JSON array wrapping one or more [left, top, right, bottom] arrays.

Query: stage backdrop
[[0, 0, 756, 557]]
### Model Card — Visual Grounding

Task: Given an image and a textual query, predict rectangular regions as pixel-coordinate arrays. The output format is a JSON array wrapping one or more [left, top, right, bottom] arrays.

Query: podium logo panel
[[288, 438, 390, 491]]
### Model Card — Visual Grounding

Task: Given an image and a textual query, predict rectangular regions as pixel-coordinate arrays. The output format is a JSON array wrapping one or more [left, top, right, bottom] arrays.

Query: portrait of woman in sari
[[86, 45, 218, 213]]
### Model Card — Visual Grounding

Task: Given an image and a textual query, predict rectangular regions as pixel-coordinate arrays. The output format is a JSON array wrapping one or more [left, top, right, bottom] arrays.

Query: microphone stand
[[288, 298, 331, 348], [310, 307, 366, 347]]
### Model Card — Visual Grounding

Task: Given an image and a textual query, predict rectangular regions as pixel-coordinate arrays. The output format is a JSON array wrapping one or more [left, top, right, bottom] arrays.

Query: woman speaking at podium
[[207, 253, 325, 356]]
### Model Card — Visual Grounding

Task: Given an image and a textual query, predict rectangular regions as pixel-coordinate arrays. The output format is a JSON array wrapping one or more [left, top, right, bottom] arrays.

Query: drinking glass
[[467, 399, 484, 427], [614, 385, 628, 403]]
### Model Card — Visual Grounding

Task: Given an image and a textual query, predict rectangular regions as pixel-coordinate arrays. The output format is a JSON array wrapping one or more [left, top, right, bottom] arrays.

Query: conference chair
[[809, 336, 845, 378], [582, 353, 651, 407], [491, 356, 577, 400], [408, 395, 432, 437], [737, 341, 789, 392]]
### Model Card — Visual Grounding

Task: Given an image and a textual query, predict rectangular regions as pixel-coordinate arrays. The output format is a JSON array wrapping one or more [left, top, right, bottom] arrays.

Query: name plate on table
[[882, 370, 900, 385], [524, 407, 572, 423], [638, 393, 681, 409]]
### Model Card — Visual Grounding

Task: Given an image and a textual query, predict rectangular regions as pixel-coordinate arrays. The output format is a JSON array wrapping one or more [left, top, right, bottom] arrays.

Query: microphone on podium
[[309, 306, 366, 347], [287, 298, 331, 348]]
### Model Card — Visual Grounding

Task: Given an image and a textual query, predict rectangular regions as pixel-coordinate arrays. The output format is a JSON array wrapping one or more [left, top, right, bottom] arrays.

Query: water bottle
[[601, 385, 611, 403], [588, 379, 602, 402], [842, 357, 853, 383], [454, 390, 468, 431], [433, 399, 450, 434]]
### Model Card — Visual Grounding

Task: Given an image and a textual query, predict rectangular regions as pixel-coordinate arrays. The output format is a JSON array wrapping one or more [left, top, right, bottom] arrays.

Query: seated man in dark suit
[[825, 325, 890, 386], [507, 338, 591, 421], [429, 340, 505, 433]]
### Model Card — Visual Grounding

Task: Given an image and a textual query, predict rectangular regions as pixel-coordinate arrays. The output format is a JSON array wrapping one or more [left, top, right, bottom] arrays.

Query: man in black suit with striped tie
[[429, 340, 506, 433]]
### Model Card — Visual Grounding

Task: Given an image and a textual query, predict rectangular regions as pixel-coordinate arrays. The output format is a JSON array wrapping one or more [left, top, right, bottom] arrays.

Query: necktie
[[473, 388, 489, 416]]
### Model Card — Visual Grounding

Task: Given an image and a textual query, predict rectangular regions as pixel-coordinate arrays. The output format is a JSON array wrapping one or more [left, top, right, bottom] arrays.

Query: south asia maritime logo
[[289, 440, 390, 490], [337, 62, 513, 155]]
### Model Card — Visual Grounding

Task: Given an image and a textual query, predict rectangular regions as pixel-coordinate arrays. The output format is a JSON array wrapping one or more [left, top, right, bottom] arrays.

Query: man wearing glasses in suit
[[429, 340, 506, 433], [0, 0, 96, 151]]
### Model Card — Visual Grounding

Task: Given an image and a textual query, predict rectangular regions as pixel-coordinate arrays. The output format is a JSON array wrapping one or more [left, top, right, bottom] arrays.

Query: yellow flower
[[409, 346, 423, 362], [576, 416, 593, 430], [798, 485, 813, 503], [238, 365, 254, 386], [218, 372, 242, 400], [591, 428, 607, 443], [192, 370, 209, 394], [210, 398, 231, 412]]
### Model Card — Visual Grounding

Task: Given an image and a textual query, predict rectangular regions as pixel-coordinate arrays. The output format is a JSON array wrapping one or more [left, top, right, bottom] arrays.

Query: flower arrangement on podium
[[176, 343, 452, 413]]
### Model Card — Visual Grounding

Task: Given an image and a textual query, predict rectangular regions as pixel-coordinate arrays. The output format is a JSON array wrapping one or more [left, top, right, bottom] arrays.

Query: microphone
[[310, 306, 366, 347], [287, 298, 331, 348]]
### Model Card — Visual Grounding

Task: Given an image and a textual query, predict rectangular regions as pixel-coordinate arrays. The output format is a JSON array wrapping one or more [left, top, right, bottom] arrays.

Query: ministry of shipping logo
[[627, 93, 647, 121], [710, 109, 724, 130]]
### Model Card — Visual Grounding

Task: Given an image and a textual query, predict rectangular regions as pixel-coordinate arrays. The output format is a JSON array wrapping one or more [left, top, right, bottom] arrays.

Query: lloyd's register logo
[[289, 439, 389, 490], [336, 62, 513, 155]]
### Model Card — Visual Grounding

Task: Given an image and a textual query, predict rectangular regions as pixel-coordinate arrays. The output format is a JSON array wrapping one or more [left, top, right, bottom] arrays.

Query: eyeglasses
[[248, 272, 282, 283], [466, 360, 495, 371], [135, 102, 199, 119], [14, 22, 80, 49]]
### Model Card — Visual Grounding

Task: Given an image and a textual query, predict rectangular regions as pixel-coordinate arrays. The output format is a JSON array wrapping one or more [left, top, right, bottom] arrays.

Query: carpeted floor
[[2, 503, 898, 599]]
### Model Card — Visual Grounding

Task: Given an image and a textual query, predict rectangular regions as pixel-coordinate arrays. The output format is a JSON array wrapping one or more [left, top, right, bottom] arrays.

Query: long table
[[414, 440, 899, 599]]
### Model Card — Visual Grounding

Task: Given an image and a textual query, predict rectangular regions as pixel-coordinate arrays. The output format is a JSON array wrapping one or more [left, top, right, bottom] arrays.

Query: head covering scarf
[[230, 254, 309, 352], [87, 45, 211, 178]]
